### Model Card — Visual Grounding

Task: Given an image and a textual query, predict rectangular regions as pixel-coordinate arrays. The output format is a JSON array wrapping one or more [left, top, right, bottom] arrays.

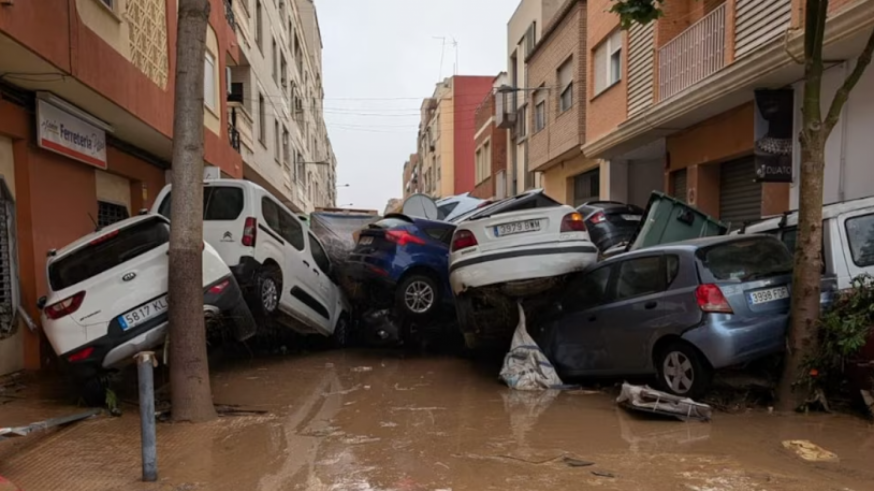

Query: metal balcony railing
[[658, 3, 726, 101], [224, 0, 236, 32]]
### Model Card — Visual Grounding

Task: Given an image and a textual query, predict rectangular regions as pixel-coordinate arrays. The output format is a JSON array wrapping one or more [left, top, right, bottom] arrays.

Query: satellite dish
[[402, 193, 439, 220]]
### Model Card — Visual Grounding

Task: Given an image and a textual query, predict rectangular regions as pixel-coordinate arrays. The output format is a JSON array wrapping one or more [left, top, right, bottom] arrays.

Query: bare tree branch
[[824, 27, 874, 136]]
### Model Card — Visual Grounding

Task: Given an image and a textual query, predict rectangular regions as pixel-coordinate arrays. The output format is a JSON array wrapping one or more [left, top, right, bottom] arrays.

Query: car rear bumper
[[682, 313, 789, 369], [59, 274, 244, 380], [448, 244, 598, 295], [229, 255, 262, 287]]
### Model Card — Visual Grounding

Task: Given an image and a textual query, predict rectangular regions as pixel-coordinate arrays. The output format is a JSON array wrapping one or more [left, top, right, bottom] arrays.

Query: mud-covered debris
[[616, 383, 712, 422], [351, 366, 373, 373], [591, 470, 616, 478], [563, 457, 595, 467], [782, 440, 839, 463]]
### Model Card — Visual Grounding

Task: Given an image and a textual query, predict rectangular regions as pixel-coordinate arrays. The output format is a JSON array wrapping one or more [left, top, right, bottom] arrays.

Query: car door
[[306, 232, 338, 333], [546, 264, 614, 376], [596, 253, 669, 375]]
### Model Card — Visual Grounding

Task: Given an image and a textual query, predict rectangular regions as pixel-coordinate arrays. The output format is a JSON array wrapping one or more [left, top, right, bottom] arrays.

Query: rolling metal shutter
[[734, 0, 792, 59], [719, 158, 762, 230], [671, 169, 687, 203], [627, 21, 655, 116]]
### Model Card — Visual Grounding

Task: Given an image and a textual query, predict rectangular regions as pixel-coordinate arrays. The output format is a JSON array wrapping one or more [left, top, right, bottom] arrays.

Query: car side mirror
[[37, 296, 47, 310]]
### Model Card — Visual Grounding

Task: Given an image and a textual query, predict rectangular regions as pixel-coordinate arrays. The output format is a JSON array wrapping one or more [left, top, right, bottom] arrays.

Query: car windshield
[[48, 218, 170, 291], [696, 237, 793, 282]]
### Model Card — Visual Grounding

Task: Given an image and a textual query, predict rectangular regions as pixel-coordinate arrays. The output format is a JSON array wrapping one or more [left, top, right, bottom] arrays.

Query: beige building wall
[[438, 98, 455, 198], [0, 135, 21, 376], [76, 0, 133, 61], [541, 156, 602, 205], [203, 24, 220, 136]]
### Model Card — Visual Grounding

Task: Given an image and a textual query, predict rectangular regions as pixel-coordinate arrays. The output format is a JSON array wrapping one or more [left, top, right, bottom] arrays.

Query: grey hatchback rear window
[[697, 238, 793, 282]]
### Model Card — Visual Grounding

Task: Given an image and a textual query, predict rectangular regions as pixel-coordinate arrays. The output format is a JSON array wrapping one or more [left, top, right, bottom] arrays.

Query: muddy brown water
[[2, 350, 874, 491]]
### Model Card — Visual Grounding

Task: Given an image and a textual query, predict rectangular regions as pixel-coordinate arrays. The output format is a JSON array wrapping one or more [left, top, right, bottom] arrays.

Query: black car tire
[[250, 264, 283, 318], [81, 376, 108, 408], [395, 274, 441, 319], [655, 341, 713, 399], [332, 313, 350, 348]]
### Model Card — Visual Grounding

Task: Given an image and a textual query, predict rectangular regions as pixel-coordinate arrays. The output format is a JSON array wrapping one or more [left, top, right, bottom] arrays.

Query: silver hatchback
[[538, 235, 794, 398]]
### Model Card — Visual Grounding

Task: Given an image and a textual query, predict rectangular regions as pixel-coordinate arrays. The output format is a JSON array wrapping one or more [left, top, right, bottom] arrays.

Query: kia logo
[[122, 272, 137, 282]]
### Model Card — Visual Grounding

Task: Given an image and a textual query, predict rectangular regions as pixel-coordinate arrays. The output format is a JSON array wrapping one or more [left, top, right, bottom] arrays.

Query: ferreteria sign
[[36, 99, 107, 170]]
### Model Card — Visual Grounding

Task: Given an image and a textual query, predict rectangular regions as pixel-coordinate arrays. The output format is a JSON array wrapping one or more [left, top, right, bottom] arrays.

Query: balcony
[[227, 103, 254, 154], [658, 3, 726, 101], [224, 0, 236, 32], [228, 123, 241, 152]]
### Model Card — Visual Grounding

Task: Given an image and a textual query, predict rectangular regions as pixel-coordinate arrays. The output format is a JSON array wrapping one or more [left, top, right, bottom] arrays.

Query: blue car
[[346, 214, 456, 319]]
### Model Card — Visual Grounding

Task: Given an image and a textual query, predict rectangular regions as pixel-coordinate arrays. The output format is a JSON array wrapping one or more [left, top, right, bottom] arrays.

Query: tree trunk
[[168, 0, 216, 423], [776, 133, 826, 410]]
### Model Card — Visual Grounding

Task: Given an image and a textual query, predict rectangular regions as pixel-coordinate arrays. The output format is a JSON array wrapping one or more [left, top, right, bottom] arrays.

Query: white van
[[152, 180, 350, 345], [738, 196, 874, 295]]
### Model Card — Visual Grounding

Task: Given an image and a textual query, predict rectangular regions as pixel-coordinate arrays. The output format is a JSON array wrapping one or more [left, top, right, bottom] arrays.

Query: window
[[261, 197, 304, 250], [308, 233, 331, 275], [524, 22, 536, 57], [274, 120, 280, 162], [204, 52, 217, 111], [272, 38, 278, 83], [572, 168, 600, 207], [49, 218, 169, 291], [516, 104, 527, 138], [97, 201, 129, 228], [697, 238, 793, 282], [256, 1, 263, 51], [258, 93, 266, 144], [475, 140, 491, 184], [280, 53, 288, 89], [666, 255, 681, 286], [557, 57, 573, 113], [437, 202, 459, 220], [100, 0, 114, 9], [156, 186, 244, 221], [424, 227, 454, 246], [563, 265, 612, 311], [593, 30, 623, 95], [282, 128, 290, 165], [534, 90, 546, 132], [615, 256, 663, 301], [845, 214, 874, 267]]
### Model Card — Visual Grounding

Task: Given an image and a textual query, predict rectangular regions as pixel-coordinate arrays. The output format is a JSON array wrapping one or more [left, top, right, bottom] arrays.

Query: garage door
[[719, 158, 762, 230], [671, 169, 687, 203]]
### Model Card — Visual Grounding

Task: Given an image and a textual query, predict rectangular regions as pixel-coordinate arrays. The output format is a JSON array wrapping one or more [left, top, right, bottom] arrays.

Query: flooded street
[[2, 350, 874, 490]]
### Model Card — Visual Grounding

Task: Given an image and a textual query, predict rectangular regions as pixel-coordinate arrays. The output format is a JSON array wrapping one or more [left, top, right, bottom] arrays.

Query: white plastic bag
[[500, 303, 564, 390]]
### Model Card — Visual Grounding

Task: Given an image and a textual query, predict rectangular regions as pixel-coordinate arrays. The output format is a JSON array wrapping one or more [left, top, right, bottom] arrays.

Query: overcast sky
[[318, 0, 518, 212]]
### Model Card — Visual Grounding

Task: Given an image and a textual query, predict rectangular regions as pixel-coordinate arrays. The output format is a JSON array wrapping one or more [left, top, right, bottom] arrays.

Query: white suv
[[40, 214, 255, 400], [152, 180, 351, 345]]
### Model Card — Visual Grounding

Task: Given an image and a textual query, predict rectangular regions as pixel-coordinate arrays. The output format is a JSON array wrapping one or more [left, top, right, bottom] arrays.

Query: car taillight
[[590, 212, 606, 224], [386, 230, 425, 247], [451, 230, 478, 252], [44, 291, 86, 320], [242, 217, 257, 247], [67, 346, 94, 363], [89, 229, 119, 246], [696, 284, 733, 313], [560, 212, 586, 232], [209, 279, 231, 294]]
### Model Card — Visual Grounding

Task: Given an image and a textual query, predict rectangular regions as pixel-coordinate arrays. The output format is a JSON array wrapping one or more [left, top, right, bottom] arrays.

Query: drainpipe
[[838, 61, 850, 202]]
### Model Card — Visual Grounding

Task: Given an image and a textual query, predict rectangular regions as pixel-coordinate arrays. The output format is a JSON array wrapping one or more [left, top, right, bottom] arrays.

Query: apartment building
[[402, 154, 419, 199], [503, 0, 562, 196], [471, 73, 510, 200], [583, 0, 874, 226], [227, 0, 336, 213], [0, 0, 245, 374], [415, 76, 494, 199], [523, 0, 606, 206]]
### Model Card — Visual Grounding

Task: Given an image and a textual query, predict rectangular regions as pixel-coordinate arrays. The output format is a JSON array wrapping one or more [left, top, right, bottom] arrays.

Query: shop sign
[[753, 89, 794, 183], [37, 99, 107, 170]]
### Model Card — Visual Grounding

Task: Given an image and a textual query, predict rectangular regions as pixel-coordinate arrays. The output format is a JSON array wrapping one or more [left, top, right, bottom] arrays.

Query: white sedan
[[448, 190, 599, 297]]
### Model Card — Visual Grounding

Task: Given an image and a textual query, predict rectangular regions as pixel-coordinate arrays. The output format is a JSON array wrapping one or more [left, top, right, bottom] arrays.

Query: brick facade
[[526, 0, 587, 172], [585, 0, 626, 141], [471, 80, 508, 200]]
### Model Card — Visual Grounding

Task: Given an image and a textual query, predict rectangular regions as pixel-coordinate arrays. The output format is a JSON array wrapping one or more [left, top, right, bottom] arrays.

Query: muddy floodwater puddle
[[2, 351, 874, 491]]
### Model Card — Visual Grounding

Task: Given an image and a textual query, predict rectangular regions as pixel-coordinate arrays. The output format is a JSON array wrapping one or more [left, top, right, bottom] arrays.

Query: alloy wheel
[[261, 278, 278, 313], [404, 280, 434, 314], [663, 351, 694, 394]]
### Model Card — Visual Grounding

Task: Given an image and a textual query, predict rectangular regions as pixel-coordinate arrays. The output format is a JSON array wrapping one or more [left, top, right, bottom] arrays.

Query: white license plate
[[119, 297, 169, 331], [495, 219, 541, 237], [359, 236, 373, 245], [622, 214, 642, 221], [748, 286, 789, 305]]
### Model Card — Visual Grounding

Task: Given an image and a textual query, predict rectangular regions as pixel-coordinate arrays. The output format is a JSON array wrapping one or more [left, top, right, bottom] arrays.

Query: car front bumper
[[449, 244, 598, 295], [682, 313, 790, 369]]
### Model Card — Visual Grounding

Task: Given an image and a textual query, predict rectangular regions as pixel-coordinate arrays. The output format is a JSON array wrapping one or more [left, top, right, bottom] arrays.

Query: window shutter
[[593, 44, 607, 94]]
